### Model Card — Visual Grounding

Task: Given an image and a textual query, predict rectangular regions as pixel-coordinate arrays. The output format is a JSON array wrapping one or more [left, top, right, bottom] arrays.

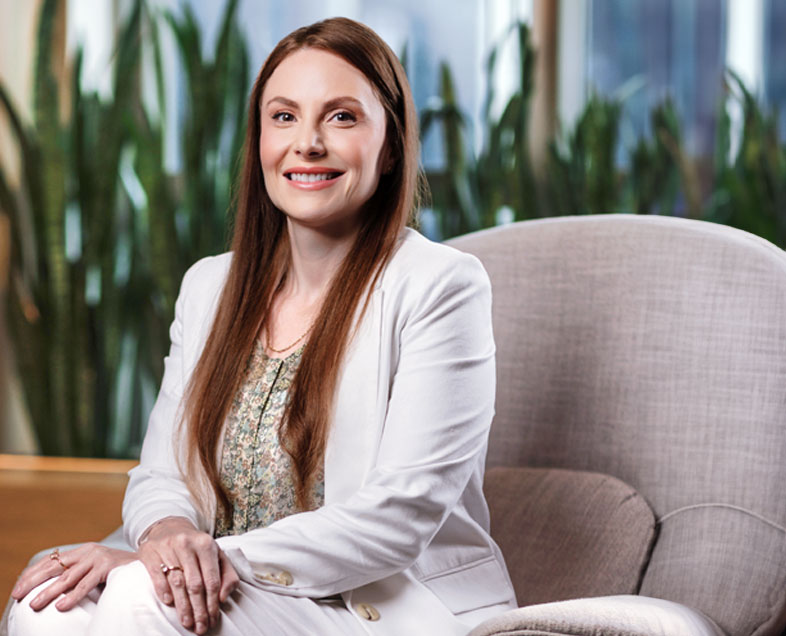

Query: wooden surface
[[0, 455, 137, 598]]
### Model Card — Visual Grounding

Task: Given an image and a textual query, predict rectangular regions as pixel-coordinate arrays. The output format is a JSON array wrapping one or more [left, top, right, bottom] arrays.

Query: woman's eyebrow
[[263, 96, 366, 112], [322, 96, 365, 111], [265, 96, 298, 109]]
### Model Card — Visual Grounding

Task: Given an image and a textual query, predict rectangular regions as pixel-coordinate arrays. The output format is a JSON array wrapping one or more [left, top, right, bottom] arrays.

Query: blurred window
[[586, 0, 726, 160], [765, 0, 786, 139]]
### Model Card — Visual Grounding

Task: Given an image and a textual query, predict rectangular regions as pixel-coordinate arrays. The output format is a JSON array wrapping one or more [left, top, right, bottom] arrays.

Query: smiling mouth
[[285, 172, 343, 183]]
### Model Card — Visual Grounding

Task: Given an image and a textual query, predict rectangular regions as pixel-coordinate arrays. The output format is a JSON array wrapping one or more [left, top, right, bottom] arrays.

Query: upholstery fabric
[[449, 215, 786, 635], [466, 595, 726, 636], [484, 466, 656, 606]]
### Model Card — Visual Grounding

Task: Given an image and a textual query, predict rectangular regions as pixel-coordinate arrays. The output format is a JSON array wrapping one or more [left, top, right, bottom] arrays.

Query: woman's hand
[[11, 543, 137, 611], [137, 517, 239, 635]]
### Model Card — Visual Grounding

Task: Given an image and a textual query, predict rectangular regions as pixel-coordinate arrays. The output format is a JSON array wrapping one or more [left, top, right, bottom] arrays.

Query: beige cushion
[[467, 595, 726, 636], [484, 467, 656, 606]]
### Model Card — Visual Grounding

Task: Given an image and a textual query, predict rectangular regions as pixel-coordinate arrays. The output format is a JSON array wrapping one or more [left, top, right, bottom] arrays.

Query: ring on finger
[[161, 563, 184, 576], [49, 548, 69, 570]]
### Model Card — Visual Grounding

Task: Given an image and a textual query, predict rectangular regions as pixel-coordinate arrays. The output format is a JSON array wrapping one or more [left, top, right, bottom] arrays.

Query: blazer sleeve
[[215, 252, 496, 597], [122, 259, 213, 546]]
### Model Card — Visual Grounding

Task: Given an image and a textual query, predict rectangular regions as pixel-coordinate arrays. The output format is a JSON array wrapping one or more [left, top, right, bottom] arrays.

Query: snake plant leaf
[[419, 60, 482, 237], [112, 0, 143, 108], [165, 0, 248, 263], [164, 5, 202, 101], [482, 46, 498, 127], [229, 23, 251, 155], [628, 99, 682, 215], [145, 6, 167, 126], [547, 94, 622, 215], [710, 70, 786, 246], [0, 71, 53, 454], [0, 83, 44, 231], [0, 85, 41, 282], [34, 0, 74, 453], [515, 22, 536, 106], [0, 169, 22, 280], [33, 0, 59, 131], [214, 4, 249, 233], [214, 0, 240, 86]]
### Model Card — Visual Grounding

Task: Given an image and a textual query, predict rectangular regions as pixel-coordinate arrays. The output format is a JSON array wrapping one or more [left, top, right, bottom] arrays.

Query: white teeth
[[288, 172, 338, 182]]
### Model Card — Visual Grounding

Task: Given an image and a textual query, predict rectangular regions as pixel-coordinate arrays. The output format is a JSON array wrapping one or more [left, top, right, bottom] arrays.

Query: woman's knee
[[8, 580, 93, 635], [99, 560, 158, 609], [89, 560, 181, 631]]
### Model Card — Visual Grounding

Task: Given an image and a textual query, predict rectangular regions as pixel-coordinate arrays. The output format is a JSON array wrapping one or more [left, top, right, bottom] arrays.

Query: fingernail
[[197, 622, 206, 633], [163, 593, 173, 604]]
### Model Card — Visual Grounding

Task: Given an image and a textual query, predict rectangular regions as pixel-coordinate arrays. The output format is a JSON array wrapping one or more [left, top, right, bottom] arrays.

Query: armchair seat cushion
[[467, 594, 726, 636], [484, 467, 657, 605]]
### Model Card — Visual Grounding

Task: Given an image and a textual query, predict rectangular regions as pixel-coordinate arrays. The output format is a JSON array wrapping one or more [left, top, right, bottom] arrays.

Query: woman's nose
[[294, 125, 326, 158]]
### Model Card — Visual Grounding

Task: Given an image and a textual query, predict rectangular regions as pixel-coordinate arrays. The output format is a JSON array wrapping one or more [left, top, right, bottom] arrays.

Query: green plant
[[0, 0, 146, 456], [0, 0, 249, 457], [708, 71, 786, 247], [627, 99, 682, 215], [421, 25, 786, 247], [162, 0, 249, 268], [546, 94, 622, 215], [128, 0, 249, 450], [474, 22, 538, 225], [421, 22, 537, 237], [420, 61, 477, 238]]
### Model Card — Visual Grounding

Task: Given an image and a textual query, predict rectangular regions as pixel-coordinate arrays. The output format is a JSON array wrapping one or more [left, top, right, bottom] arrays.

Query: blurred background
[[1, 0, 785, 461]]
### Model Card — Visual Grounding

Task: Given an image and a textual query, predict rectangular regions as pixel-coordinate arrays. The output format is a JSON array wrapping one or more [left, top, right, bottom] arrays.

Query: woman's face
[[259, 48, 389, 235]]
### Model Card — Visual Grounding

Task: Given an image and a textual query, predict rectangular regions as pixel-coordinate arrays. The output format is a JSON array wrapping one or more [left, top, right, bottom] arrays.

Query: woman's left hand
[[11, 543, 138, 611]]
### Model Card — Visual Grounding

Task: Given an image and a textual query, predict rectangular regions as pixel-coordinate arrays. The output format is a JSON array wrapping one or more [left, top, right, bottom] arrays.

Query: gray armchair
[[4, 215, 784, 636], [448, 215, 786, 636]]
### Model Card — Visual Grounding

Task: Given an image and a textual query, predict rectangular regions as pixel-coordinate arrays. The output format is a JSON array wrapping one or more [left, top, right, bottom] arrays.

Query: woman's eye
[[272, 112, 294, 122], [331, 111, 357, 123]]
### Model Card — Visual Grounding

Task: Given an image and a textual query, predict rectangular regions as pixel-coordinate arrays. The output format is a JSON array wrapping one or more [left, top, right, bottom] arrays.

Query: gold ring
[[49, 548, 69, 570], [160, 563, 183, 575]]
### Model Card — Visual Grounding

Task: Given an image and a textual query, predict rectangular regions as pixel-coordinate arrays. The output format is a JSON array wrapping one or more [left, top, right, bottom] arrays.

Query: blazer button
[[355, 603, 380, 621]]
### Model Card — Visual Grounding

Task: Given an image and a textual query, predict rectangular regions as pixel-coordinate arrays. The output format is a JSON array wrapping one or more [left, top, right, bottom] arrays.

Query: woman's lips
[[284, 170, 344, 190]]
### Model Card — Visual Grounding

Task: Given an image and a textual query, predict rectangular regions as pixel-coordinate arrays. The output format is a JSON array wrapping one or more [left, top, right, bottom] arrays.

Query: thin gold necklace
[[265, 323, 313, 354]]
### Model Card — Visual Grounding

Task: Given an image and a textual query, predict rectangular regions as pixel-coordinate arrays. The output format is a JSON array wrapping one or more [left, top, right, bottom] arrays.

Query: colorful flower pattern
[[214, 340, 324, 537]]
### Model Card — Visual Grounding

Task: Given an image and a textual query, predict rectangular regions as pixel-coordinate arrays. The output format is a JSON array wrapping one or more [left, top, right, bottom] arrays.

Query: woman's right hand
[[137, 517, 240, 635], [11, 543, 137, 610]]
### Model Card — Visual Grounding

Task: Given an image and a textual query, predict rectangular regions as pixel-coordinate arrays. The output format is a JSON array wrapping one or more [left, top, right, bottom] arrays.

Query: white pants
[[9, 561, 367, 635]]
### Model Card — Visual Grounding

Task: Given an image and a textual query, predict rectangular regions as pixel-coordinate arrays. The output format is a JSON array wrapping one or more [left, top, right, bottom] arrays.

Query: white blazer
[[123, 228, 516, 635]]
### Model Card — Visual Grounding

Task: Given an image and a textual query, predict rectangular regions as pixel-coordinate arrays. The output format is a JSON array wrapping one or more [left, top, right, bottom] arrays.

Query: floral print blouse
[[214, 340, 324, 537]]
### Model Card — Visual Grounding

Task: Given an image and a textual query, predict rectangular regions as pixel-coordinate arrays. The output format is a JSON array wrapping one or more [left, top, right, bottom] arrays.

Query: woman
[[10, 17, 515, 635]]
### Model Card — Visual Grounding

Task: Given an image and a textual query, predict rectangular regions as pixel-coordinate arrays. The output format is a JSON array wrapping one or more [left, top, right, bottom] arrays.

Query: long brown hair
[[179, 17, 422, 521]]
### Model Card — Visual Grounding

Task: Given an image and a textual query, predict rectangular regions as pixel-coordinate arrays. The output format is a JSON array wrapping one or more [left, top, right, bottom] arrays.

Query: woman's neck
[[283, 219, 357, 301]]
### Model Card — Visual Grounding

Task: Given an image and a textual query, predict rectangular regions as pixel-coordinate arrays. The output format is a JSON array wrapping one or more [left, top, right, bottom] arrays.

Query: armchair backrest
[[449, 215, 786, 636]]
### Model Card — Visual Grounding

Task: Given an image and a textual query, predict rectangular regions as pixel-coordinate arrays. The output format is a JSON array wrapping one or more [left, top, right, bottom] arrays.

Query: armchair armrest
[[468, 595, 726, 636]]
